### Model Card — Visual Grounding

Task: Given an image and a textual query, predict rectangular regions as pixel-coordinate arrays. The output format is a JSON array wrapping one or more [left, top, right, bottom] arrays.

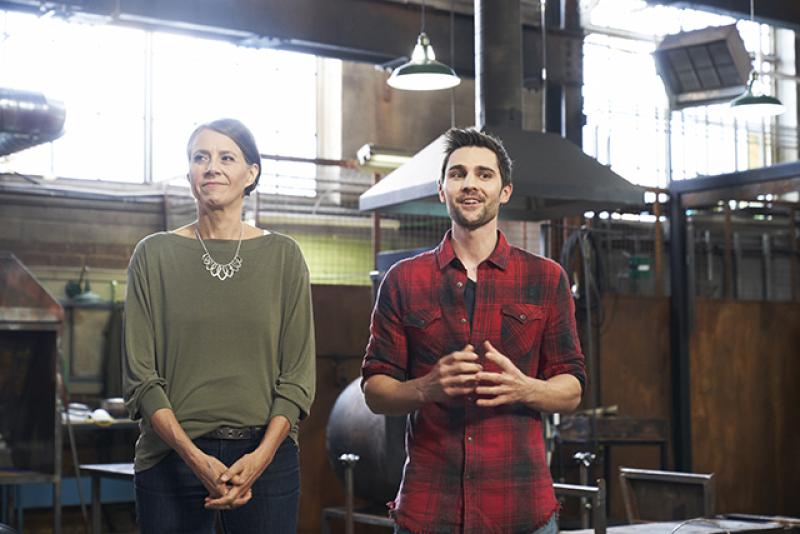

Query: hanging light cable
[[730, 0, 784, 119], [387, 0, 461, 91]]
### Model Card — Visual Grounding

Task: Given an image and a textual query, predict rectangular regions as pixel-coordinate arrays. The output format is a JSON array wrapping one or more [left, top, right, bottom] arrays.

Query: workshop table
[[567, 517, 786, 533], [79, 463, 134, 534]]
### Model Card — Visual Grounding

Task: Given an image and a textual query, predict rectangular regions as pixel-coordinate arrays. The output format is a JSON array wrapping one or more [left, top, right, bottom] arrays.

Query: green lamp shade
[[730, 70, 785, 120], [387, 32, 461, 91], [730, 92, 785, 119], [388, 62, 461, 91]]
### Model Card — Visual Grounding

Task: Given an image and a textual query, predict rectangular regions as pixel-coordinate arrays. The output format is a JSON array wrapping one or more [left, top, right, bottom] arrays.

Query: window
[[0, 11, 145, 181], [582, 0, 794, 188], [0, 9, 318, 189], [150, 32, 318, 193]]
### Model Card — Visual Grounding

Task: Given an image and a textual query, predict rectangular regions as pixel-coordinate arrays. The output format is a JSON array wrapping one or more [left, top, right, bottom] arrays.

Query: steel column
[[668, 191, 692, 471]]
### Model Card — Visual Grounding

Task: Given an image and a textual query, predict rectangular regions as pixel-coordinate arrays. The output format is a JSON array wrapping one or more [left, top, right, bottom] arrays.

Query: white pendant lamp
[[730, 0, 784, 119], [387, 1, 461, 91]]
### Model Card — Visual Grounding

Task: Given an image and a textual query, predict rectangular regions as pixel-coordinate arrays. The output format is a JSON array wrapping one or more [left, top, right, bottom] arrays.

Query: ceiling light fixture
[[387, 0, 460, 91], [730, 0, 784, 119], [356, 144, 412, 170]]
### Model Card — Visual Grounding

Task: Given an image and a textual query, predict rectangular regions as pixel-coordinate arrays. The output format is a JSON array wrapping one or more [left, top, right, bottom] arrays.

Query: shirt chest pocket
[[500, 303, 546, 360], [403, 307, 444, 367]]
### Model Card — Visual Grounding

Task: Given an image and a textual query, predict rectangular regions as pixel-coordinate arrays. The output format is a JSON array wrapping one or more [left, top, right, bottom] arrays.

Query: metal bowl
[[100, 397, 127, 418]]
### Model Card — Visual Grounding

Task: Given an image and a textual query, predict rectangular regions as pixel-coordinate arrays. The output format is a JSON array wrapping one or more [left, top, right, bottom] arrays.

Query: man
[[362, 128, 586, 534]]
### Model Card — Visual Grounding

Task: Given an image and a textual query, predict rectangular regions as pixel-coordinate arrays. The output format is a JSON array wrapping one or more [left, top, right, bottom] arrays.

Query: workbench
[[79, 463, 134, 534], [567, 517, 788, 533]]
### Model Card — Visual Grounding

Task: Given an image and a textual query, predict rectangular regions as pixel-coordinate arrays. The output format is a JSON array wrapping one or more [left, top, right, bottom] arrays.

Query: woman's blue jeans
[[135, 436, 299, 534]]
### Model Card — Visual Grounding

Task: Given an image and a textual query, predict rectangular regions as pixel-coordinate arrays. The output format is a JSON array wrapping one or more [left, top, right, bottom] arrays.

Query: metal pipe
[[665, 108, 673, 184], [687, 220, 696, 304], [594, 478, 607, 534], [259, 153, 358, 168], [761, 233, 772, 300], [338, 453, 360, 534], [572, 451, 596, 529], [143, 31, 154, 184], [723, 205, 734, 298], [474, 0, 522, 130], [733, 232, 743, 298], [653, 198, 664, 297], [579, 227, 599, 476], [704, 229, 713, 285], [668, 191, 692, 471], [790, 208, 799, 301], [540, 0, 547, 133], [372, 173, 382, 270]]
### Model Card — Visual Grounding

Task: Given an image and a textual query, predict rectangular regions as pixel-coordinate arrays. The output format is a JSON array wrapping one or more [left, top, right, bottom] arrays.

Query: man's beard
[[446, 195, 500, 230]]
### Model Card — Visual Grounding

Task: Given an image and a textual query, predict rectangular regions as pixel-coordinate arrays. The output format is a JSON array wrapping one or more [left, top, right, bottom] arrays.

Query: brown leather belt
[[202, 426, 266, 440]]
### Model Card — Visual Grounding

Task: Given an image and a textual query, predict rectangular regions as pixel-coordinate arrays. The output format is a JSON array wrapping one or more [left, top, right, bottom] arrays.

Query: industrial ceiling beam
[[646, 0, 800, 31], [0, 0, 579, 85]]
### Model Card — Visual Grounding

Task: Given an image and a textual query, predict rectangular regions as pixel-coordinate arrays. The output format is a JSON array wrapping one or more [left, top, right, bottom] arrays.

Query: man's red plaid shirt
[[362, 231, 586, 534]]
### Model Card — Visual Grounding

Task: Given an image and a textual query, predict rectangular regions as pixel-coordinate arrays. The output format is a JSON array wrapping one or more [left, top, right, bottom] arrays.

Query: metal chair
[[618, 467, 714, 524]]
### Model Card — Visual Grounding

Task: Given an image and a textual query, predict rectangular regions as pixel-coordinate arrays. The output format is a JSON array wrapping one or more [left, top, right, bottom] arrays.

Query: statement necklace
[[194, 223, 244, 281]]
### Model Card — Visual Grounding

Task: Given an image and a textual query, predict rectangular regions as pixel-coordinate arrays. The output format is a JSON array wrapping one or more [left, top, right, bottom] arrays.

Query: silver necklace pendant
[[194, 223, 244, 281], [201, 252, 242, 281]]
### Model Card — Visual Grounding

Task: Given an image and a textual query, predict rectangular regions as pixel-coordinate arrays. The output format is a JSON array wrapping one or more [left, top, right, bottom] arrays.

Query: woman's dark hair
[[186, 118, 262, 196], [440, 127, 513, 188]]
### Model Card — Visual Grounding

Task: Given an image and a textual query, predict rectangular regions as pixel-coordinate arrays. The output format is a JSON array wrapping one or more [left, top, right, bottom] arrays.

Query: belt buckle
[[215, 426, 251, 439], [208, 425, 263, 440]]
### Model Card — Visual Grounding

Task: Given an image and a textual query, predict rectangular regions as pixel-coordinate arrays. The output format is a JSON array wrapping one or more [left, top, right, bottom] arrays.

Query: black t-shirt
[[465, 278, 476, 329]]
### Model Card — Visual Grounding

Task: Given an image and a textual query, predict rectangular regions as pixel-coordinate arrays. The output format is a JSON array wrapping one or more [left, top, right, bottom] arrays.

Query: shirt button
[[467, 436, 473, 442], [456, 281, 464, 288], [460, 317, 467, 324], [519, 314, 526, 320]]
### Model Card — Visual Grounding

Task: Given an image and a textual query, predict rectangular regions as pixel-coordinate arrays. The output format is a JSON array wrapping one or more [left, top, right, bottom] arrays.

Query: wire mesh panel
[[165, 156, 798, 300], [253, 166, 374, 286], [545, 219, 669, 298], [688, 208, 797, 302]]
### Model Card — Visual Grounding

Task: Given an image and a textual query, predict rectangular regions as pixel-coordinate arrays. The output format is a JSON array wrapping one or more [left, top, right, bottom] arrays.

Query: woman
[[123, 118, 316, 533]]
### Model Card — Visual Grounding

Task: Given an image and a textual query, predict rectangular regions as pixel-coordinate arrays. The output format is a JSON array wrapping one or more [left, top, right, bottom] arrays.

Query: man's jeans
[[393, 512, 559, 534], [135, 436, 299, 534]]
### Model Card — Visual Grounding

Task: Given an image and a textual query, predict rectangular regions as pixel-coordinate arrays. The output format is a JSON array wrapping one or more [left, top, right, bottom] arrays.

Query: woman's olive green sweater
[[123, 232, 315, 472]]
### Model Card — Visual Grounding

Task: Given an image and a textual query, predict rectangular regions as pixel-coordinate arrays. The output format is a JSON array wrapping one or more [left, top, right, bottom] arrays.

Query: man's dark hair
[[440, 128, 513, 187], [187, 118, 262, 196]]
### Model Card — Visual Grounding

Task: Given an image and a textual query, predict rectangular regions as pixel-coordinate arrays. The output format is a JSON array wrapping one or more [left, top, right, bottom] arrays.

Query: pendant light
[[387, 0, 461, 91], [730, 0, 784, 119]]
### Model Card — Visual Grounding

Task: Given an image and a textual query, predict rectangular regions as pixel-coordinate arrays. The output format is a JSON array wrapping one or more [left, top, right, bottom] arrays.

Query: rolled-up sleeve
[[362, 265, 409, 385], [538, 265, 586, 391], [269, 245, 316, 427], [123, 243, 170, 422]]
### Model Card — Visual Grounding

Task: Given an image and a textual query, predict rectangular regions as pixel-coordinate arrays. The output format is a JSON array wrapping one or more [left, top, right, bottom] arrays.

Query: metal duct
[[475, 0, 522, 129], [0, 88, 66, 156]]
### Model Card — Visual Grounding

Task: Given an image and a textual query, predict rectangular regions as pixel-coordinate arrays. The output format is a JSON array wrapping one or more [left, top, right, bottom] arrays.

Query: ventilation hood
[[0, 88, 66, 156], [0, 252, 63, 326], [359, 0, 644, 220], [359, 126, 645, 219]]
